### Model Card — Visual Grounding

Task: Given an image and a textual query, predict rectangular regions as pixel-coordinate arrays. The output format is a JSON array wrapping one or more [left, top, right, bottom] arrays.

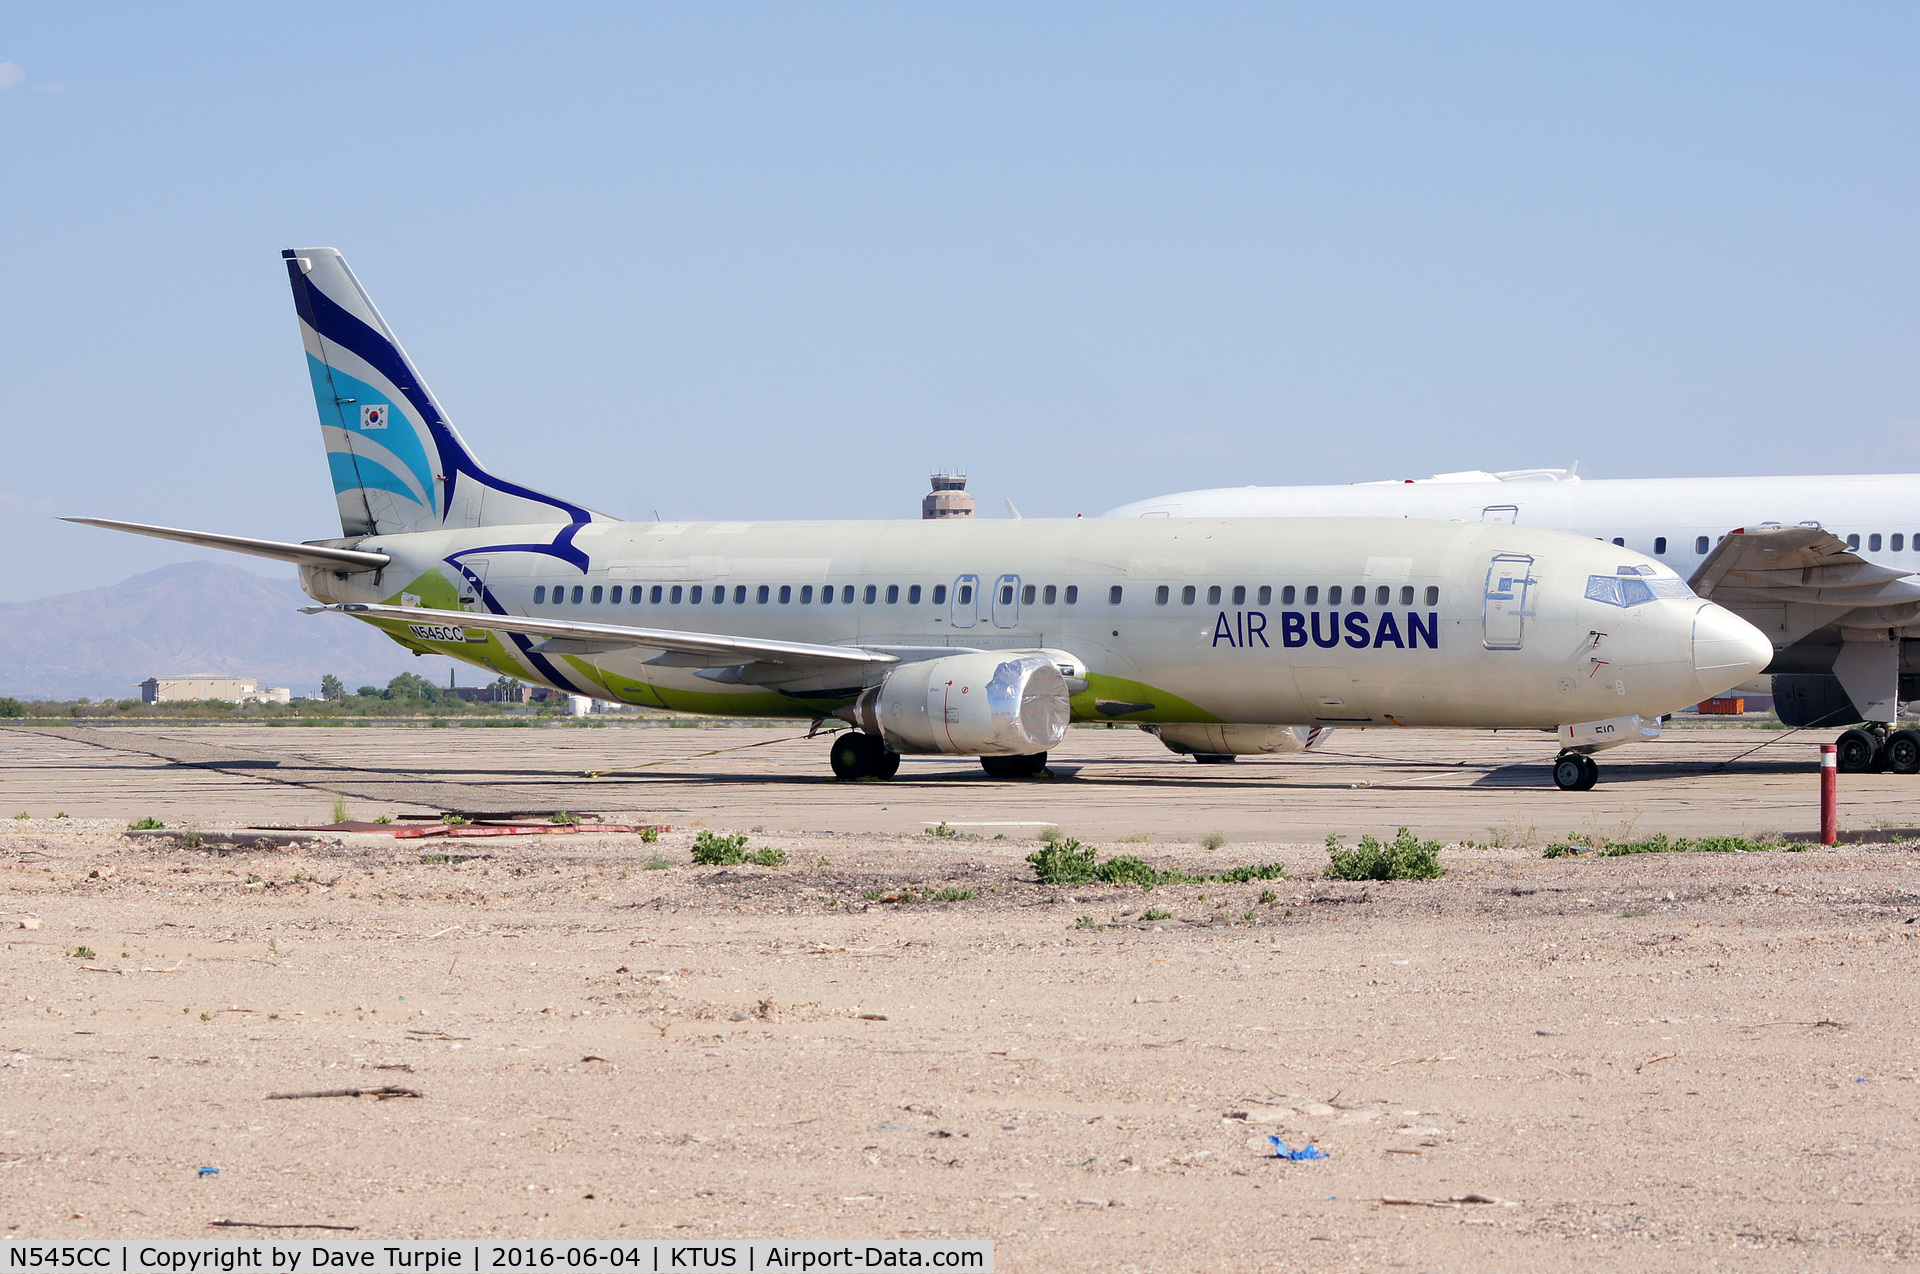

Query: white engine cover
[[843, 652, 1071, 756], [1149, 723, 1328, 756]]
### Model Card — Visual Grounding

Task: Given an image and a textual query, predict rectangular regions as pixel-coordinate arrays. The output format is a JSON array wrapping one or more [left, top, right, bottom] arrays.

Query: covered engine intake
[[837, 652, 1071, 756]]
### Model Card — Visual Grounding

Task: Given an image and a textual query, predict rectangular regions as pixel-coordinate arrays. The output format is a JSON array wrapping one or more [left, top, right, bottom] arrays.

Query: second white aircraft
[[1111, 468, 1920, 775]]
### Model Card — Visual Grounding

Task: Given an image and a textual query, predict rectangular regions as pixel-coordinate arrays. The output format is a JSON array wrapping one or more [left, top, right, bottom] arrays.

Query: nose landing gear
[[1552, 751, 1600, 791]]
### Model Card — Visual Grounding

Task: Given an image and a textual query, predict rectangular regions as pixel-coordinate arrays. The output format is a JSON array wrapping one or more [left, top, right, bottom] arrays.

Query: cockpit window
[[1585, 573, 1692, 606]]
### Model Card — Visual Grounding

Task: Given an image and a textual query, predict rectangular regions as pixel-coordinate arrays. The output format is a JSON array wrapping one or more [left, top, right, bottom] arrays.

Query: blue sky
[[5, 3, 1919, 599]]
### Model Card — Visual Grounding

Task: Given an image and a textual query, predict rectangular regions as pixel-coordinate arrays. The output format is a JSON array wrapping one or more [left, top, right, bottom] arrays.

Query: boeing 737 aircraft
[[68, 250, 1770, 790], [1110, 470, 1920, 774]]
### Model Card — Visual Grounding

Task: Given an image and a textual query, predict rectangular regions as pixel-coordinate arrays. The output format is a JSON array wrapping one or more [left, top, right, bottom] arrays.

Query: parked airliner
[[68, 250, 1769, 789], [1110, 470, 1920, 775]]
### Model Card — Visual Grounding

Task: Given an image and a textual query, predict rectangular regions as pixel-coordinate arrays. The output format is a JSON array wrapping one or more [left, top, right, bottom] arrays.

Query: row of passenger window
[[533, 582, 1081, 606], [530, 581, 1442, 608], [1636, 533, 1911, 556], [1152, 583, 1441, 607]]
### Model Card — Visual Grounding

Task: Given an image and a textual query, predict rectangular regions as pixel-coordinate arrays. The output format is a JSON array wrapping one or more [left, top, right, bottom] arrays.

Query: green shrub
[[1030, 838, 1288, 890], [1212, 862, 1288, 883], [637, 825, 659, 843], [1543, 833, 1777, 858], [1099, 855, 1199, 887], [1200, 831, 1229, 851], [745, 847, 788, 867], [548, 810, 582, 825], [127, 817, 165, 831], [691, 831, 750, 865], [1325, 827, 1445, 881], [71, 946, 96, 960], [0, 698, 25, 718], [933, 887, 976, 901], [926, 821, 958, 838], [1028, 837, 1100, 884], [1140, 907, 1172, 922]]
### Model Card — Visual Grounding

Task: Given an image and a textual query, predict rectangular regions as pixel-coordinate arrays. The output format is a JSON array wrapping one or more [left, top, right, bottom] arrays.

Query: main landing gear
[[1552, 752, 1600, 792], [980, 752, 1049, 779], [1833, 726, 1920, 775], [828, 731, 901, 781], [825, 732, 1050, 781]]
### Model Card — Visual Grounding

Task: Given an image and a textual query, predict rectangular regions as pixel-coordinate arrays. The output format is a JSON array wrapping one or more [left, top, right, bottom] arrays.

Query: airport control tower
[[922, 471, 975, 520]]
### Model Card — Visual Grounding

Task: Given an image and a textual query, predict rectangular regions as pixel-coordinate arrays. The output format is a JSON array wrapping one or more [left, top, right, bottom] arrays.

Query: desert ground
[[1, 721, 1917, 1271]]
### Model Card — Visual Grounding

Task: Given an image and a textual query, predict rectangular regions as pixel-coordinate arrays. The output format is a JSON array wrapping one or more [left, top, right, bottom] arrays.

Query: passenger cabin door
[[992, 574, 1020, 628], [950, 574, 980, 629], [1482, 553, 1535, 650]]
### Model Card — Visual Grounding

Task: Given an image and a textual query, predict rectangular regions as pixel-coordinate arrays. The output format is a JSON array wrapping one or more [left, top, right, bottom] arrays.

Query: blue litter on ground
[[1268, 1135, 1328, 1161], [197, 1167, 219, 1178]]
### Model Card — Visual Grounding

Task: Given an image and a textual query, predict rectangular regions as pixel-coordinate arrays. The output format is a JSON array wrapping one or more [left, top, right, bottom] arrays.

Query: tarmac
[[0, 720, 1891, 844], [3, 719, 1918, 1264]]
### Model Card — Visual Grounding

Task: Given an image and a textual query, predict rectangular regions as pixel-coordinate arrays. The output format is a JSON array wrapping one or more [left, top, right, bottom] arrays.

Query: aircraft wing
[[1687, 527, 1920, 647], [65, 517, 391, 571], [305, 602, 901, 687]]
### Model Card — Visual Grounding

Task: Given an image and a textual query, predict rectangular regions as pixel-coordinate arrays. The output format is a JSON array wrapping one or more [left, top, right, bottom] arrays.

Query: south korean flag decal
[[360, 404, 389, 430]]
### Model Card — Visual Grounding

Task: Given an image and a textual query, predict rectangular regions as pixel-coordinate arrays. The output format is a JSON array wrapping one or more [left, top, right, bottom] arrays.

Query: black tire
[[829, 731, 880, 781], [1576, 754, 1600, 791], [1552, 754, 1587, 792], [1191, 753, 1238, 764], [1836, 728, 1880, 774], [980, 752, 1048, 778], [869, 747, 902, 779], [1886, 730, 1920, 776]]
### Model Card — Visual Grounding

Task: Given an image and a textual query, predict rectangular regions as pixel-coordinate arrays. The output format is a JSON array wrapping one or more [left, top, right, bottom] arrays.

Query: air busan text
[[1212, 610, 1440, 649]]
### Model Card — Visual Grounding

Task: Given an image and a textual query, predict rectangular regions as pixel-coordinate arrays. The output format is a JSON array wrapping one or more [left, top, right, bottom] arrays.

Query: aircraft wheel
[[1552, 753, 1597, 792], [1835, 729, 1880, 774], [1191, 753, 1238, 764], [869, 747, 902, 779], [829, 731, 883, 780], [981, 752, 1048, 778], [1885, 729, 1920, 776]]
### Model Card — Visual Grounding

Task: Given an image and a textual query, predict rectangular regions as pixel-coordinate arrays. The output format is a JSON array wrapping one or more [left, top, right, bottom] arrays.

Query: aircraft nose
[[1691, 603, 1773, 698]]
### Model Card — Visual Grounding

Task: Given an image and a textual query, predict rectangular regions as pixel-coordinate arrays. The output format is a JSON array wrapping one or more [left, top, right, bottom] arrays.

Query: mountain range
[[0, 561, 465, 700]]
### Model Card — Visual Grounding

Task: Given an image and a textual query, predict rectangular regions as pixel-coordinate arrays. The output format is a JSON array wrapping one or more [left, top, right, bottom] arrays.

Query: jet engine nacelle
[[1147, 723, 1327, 758], [1771, 674, 1866, 729], [840, 651, 1071, 756]]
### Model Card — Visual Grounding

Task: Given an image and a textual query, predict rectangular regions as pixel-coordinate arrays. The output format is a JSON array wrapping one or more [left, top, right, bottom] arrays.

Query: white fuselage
[[301, 515, 1767, 731], [1106, 472, 1920, 581]]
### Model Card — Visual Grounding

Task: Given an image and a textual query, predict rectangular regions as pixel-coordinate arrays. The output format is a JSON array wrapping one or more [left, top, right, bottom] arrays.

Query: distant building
[[923, 471, 975, 520], [449, 684, 533, 704], [139, 676, 291, 705]]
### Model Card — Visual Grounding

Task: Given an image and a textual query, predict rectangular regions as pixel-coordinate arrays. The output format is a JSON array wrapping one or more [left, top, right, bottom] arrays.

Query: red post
[[1820, 744, 1838, 846]]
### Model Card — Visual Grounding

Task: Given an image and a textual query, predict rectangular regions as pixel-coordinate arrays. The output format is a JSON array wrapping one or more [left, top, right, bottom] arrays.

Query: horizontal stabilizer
[[63, 518, 391, 571], [305, 602, 901, 681]]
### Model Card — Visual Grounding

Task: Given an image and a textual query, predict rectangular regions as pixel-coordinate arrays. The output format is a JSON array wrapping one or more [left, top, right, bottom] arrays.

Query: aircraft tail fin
[[283, 247, 598, 537]]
